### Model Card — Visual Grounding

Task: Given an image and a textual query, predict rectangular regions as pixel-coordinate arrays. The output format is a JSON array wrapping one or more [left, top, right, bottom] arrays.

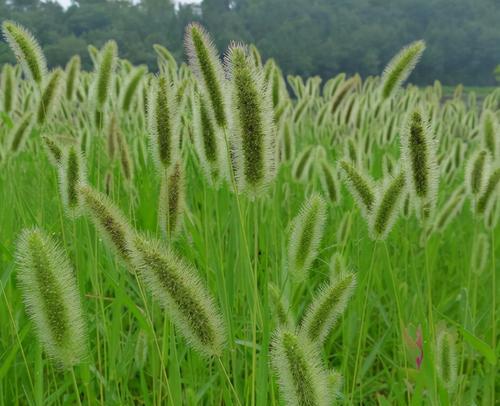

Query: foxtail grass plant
[[15, 228, 87, 368]]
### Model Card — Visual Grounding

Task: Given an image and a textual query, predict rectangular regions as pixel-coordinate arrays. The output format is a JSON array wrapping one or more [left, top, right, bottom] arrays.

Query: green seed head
[[226, 44, 277, 196], [120, 66, 146, 112], [36, 69, 63, 125], [287, 194, 327, 281], [465, 150, 491, 197], [78, 184, 135, 264], [268, 283, 295, 329], [435, 326, 458, 393], [59, 146, 86, 218], [475, 167, 500, 216], [2, 20, 47, 85], [470, 233, 489, 275], [480, 110, 498, 158], [16, 228, 87, 368], [41, 135, 63, 166], [370, 171, 407, 240], [65, 55, 80, 101], [93, 40, 118, 110], [300, 271, 356, 344], [132, 234, 226, 357], [9, 112, 33, 154], [271, 329, 331, 406], [185, 23, 227, 128], [1, 64, 17, 113], [158, 159, 185, 238], [148, 75, 180, 171], [380, 40, 426, 100], [339, 159, 375, 218]]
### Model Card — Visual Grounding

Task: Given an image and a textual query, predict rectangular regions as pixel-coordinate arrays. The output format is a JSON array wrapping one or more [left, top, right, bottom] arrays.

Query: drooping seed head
[[158, 159, 185, 238], [225, 43, 277, 196], [299, 271, 356, 345], [287, 194, 327, 281], [147, 75, 180, 171], [15, 228, 87, 368], [380, 40, 426, 100], [2, 20, 47, 85], [185, 23, 228, 128], [292, 146, 314, 183], [369, 171, 407, 240], [58, 146, 86, 218], [132, 234, 226, 356], [78, 183, 135, 264], [271, 329, 331, 406], [317, 159, 341, 204]]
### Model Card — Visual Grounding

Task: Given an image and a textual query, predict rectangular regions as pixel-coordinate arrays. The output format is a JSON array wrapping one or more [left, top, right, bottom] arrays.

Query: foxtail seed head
[[158, 159, 185, 238], [475, 167, 500, 216], [120, 66, 146, 112], [59, 146, 86, 218], [435, 326, 458, 393], [148, 75, 180, 171], [16, 228, 87, 368], [36, 69, 63, 125], [299, 271, 356, 345], [93, 40, 118, 111], [225, 44, 277, 196], [64, 55, 80, 101], [471, 233, 489, 275], [268, 283, 295, 329], [185, 23, 227, 128], [41, 135, 62, 166], [380, 40, 425, 100], [287, 194, 327, 281], [339, 159, 375, 218], [1, 64, 16, 113], [2, 21, 47, 85], [369, 171, 407, 240], [271, 329, 331, 406], [480, 110, 498, 158], [78, 184, 135, 264], [401, 110, 439, 218], [132, 234, 226, 357], [432, 186, 466, 233], [8, 112, 33, 154], [465, 149, 491, 197]]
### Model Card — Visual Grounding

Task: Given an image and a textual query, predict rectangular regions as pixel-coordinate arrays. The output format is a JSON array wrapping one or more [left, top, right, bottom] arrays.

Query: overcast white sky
[[56, 0, 201, 9]]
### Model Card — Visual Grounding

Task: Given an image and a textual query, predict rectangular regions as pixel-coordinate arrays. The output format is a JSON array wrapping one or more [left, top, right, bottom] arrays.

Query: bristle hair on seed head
[[1, 64, 17, 113], [120, 65, 146, 112], [480, 109, 498, 158], [339, 159, 376, 218], [287, 193, 327, 281], [192, 91, 228, 186], [185, 23, 228, 129], [93, 40, 118, 111], [15, 228, 87, 368], [380, 40, 426, 100], [299, 271, 356, 345], [78, 183, 135, 264], [225, 43, 277, 196], [318, 159, 341, 204], [2, 20, 47, 85], [158, 159, 185, 238], [147, 75, 180, 172], [41, 135, 63, 166], [271, 328, 331, 406], [131, 234, 226, 357], [400, 109, 439, 218], [58, 146, 87, 218], [36, 69, 64, 125], [369, 171, 407, 240]]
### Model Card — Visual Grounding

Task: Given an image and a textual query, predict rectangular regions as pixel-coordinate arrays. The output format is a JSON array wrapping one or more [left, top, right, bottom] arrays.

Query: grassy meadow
[[0, 21, 499, 405]]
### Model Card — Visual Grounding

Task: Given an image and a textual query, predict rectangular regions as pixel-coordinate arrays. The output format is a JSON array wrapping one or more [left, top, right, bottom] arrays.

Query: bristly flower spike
[[16, 228, 87, 368]]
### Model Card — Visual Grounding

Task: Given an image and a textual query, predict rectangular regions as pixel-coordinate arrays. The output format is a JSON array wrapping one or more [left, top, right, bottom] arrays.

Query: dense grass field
[[0, 21, 499, 405]]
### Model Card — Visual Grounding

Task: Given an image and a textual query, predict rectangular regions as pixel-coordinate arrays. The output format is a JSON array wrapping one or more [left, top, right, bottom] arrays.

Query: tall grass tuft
[[15, 228, 87, 368]]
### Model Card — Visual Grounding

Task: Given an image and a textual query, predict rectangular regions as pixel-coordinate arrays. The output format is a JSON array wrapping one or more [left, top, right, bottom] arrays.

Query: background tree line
[[0, 0, 499, 86]]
